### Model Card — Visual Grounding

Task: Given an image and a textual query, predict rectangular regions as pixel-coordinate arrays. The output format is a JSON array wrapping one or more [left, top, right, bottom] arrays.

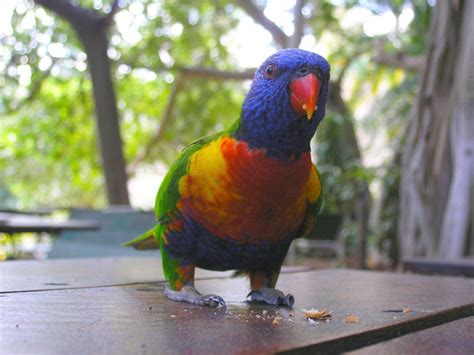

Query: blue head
[[236, 49, 330, 159]]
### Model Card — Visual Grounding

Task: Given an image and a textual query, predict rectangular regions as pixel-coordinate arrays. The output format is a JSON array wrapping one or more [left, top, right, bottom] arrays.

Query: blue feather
[[236, 49, 330, 159]]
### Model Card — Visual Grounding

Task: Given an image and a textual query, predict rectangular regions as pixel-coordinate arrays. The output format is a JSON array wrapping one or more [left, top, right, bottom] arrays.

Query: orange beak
[[290, 73, 321, 120]]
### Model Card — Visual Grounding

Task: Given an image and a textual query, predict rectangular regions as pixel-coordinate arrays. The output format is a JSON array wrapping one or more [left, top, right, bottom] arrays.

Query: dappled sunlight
[[1, 0, 471, 267]]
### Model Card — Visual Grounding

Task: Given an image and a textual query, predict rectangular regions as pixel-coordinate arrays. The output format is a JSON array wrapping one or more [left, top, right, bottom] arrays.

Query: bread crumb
[[344, 315, 359, 323], [304, 309, 332, 320]]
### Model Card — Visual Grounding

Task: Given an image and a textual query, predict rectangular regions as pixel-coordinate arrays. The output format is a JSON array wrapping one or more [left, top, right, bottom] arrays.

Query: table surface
[[348, 316, 473, 355], [0, 212, 100, 234], [1, 257, 473, 354]]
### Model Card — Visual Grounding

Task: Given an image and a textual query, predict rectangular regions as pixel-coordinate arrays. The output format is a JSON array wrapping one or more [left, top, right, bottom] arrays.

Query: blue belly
[[163, 216, 293, 271]]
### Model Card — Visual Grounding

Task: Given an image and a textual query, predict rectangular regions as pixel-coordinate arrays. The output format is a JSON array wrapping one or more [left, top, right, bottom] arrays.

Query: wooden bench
[[308, 214, 344, 239], [0, 212, 100, 234], [48, 207, 156, 258], [291, 213, 344, 262]]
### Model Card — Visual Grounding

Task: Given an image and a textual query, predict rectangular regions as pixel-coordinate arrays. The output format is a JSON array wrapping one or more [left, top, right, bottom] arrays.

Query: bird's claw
[[246, 287, 294, 307], [164, 284, 226, 308], [200, 294, 226, 308]]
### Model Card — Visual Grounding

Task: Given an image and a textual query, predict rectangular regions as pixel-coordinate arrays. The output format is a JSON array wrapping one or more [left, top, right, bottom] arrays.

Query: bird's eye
[[315, 68, 323, 80], [297, 65, 309, 76], [264, 64, 276, 78]]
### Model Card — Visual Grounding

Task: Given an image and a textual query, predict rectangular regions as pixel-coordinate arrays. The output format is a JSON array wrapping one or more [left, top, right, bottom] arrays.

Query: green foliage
[[1, 76, 105, 207], [1, 0, 243, 208], [0, 0, 431, 226], [315, 111, 376, 213]]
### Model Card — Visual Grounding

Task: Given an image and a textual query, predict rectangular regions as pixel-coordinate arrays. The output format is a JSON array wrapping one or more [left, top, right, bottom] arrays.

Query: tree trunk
[[399, 0, 473, 259], [438, 0, 474, 258], [34, 0, 130, 206], [79, 29, 130, 205]]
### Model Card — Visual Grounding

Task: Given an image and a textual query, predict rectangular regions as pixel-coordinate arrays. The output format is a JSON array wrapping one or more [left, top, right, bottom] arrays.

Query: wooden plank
[[348, 317, 474, 354], [0, 213, 100, 234], [0, 257, 163, 293], [1, 269, 472, 354], [404, 257, 474, 277], [0, 257, 310, 293]]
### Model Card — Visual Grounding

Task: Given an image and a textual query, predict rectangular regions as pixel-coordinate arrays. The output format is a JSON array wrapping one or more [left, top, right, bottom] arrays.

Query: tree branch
[[179, 66, 255, 80], [35, 0, 121, 32], [235, 0, 288, 48], [125, 66, 255, 175], [335, 48, 369, 86], [26, 60, 58, 102], [4, 59, 58, 113], [372, 41, 424, 71], [124, 63, 343, 173], [127, 61, 341, 109], [34, 0, 98, 30], [123, 61, 256, 81], [100, 0, 121, 28], [289, 0, 305, 48], [127, 74, 186, 176]]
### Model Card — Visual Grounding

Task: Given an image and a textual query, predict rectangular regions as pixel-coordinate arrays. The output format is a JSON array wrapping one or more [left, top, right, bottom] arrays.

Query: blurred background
[[1, 0, 472, 271]]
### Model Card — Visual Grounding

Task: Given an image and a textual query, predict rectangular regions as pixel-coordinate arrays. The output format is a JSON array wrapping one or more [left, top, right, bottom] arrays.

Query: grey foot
[[247, 286, 294, 307], [164, 285, 226, 308]]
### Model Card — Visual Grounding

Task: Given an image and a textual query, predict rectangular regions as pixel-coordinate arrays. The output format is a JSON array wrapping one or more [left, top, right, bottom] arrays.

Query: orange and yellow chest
[[178, 136, 321, 244]]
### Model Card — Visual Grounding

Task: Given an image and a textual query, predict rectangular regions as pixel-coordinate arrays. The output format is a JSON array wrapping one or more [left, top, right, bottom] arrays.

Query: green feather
[[122, 226, 157, 250], [154, 122, 239, 224], [154, 131, 221, 222], [124, 123, 238, 250]]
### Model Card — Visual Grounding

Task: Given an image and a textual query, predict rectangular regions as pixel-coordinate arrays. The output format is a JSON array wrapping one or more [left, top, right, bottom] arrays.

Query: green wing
[[124, 131, 223, 250], [154, 131, 222, 223], [122, 226, 157, 250]]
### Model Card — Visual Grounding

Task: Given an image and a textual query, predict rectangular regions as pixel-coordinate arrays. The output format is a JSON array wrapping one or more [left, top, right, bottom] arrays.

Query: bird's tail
[[123, 226, 159, 250]]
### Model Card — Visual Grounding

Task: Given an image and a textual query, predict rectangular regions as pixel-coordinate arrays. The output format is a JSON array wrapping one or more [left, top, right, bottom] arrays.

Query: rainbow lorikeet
[[126, 49, 330, 308]]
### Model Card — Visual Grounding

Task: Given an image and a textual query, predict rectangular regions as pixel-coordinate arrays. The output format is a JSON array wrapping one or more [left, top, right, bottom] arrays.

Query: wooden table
[[1, 257, 473, 354], [0, 212, 100, 234], [404, 257, 474, 277]]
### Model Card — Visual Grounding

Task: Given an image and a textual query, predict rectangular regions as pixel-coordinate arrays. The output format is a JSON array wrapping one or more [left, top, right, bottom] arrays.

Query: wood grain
[[1, 268, 473, 354], [349, 317, 474, 355], [0, 257, 310, 293]]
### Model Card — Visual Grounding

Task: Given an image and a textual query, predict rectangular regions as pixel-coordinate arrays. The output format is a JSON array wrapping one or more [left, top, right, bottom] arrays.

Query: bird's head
[[238, 49, 330, 158]]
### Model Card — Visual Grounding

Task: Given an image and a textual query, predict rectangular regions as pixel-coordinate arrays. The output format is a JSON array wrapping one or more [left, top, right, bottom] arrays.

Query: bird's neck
[[231, 114, 316, 160]]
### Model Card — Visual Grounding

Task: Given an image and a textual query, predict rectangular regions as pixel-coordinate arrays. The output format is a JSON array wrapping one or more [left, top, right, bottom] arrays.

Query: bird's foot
[[164, 284, 226, 308], [246, 286, 294, 307]]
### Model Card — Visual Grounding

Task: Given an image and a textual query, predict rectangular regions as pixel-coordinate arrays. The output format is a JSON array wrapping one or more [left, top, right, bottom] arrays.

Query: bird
[[125, 48, 330, 308]]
